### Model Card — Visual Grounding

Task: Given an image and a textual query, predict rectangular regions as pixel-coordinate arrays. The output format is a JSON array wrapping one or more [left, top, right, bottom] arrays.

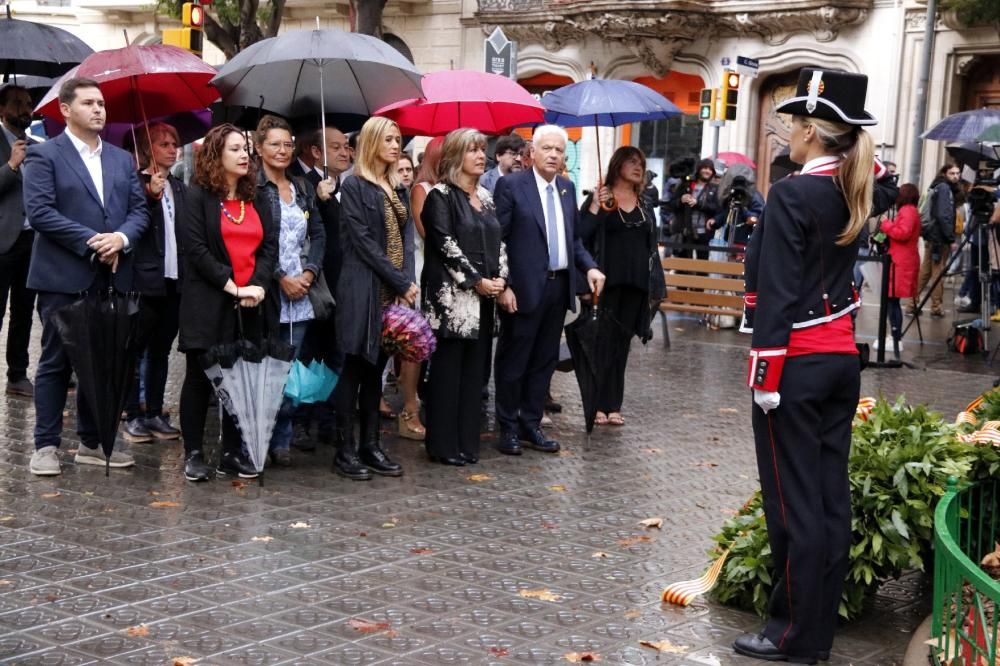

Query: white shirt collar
[[64, 127, 102, 157], [533, 166, 557, 191], [799, 155, 840, 176]]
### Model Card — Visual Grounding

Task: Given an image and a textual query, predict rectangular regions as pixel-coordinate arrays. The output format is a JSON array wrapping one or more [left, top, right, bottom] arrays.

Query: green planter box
[[932, 476, 1000, 664]]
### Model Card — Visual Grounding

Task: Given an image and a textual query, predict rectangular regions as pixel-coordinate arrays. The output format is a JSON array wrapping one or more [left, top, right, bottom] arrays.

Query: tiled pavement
[[0, 296, 988, 665]]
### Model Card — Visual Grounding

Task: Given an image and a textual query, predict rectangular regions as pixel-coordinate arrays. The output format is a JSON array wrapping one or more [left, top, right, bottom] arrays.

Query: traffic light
[[721, 70, 740, 121], [162, 2, 204, 56], [699, 87, 717, 121]]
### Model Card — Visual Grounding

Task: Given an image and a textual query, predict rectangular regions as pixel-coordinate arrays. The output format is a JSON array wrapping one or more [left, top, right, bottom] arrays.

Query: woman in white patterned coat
[[420, 129, 508, 465]]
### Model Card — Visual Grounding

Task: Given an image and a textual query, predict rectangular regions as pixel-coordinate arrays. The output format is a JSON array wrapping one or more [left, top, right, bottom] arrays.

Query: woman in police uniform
[[734, 69, 898, 663]]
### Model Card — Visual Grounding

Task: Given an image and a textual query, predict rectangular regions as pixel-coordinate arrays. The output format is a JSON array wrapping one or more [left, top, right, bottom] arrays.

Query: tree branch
[[202, 12, 239, 59], [265, 0, 285, 38]]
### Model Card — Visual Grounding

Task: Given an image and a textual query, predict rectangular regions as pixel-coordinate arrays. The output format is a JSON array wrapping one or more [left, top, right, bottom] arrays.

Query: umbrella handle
[[598, 179, 617, 212], [591, 290, 599, 320]]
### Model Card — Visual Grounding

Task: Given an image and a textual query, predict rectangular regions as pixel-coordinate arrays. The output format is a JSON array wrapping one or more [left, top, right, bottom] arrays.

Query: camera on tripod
[[725, 175, 752, 209]]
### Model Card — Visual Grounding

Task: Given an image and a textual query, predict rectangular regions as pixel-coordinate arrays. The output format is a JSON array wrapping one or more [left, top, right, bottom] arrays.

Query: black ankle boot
[[184, 450, 213, 482], [359, 421, 403, 477], [332, 428, 372, 480]]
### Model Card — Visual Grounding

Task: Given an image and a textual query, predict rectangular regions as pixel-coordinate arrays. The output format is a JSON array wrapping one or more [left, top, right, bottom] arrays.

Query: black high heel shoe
[[427, 454, 466, 466]]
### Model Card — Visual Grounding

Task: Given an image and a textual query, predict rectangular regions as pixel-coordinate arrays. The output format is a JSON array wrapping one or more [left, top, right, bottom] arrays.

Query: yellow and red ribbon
[[661, 548, 730, 607]]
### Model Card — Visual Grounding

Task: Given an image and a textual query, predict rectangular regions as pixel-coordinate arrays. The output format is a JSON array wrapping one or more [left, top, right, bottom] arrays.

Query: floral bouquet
[[381, 304, 437, 363]]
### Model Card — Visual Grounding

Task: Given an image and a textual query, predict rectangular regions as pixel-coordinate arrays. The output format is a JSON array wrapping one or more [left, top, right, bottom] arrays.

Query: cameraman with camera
[[669, 158, 720, 258], [711, 163, 764, 251]]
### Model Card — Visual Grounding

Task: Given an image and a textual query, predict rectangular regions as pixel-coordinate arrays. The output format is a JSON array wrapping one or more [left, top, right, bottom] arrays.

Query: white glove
[[754, 390, 781, 413]]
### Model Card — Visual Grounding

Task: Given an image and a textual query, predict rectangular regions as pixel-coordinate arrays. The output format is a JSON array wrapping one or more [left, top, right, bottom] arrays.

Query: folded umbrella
[[0, 6, 93, 79], [201, 311, 295, 481], [374, 69, 543, 136], [51, 271, 142, 476], [564, 293, 633, 433]]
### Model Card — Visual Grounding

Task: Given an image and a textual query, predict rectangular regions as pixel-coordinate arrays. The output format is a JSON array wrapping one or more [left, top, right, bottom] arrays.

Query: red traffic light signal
[[183, 2, 204, 28]]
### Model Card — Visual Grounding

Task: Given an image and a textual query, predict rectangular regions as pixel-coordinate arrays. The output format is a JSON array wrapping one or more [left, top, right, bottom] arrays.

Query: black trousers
[[425, 300, 493, 458], [334, 352, 388, 438], [752, 354, 859, 658], [179, 351, 241, 457], [596, 285, 642, 413], [494, 272, 567, 435], [127, 279, 180, 419], [0, 230, 35, 382]]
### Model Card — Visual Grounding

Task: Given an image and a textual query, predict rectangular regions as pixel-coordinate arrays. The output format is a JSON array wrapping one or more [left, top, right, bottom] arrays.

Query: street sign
[[736, 55, 759, 79], [484, 27, 516, 79]]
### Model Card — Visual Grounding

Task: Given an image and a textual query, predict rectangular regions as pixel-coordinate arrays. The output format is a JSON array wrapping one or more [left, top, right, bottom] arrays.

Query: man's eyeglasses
[[501, 150, 522, 159]]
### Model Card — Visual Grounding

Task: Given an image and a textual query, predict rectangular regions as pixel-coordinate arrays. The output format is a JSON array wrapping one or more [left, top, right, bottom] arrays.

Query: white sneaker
[[957, 295, 972, 308], [75, 446, 135, 468], [30, 446, 61, 476]]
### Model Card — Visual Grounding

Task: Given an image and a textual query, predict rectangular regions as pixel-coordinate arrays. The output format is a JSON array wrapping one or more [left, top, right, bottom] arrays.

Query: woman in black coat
[[333, 116, 417, 480], [421, 128, 508, 465], [124, 122, 186, 443], [578, 146, 665, 427], [178, 124, 278, 482]]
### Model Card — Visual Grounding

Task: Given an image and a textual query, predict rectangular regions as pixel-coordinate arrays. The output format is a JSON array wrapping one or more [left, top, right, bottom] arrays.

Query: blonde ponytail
[[802, 116, 875, 246]]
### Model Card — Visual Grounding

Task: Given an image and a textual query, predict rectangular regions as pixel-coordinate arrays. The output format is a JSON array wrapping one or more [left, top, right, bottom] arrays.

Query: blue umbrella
[[541, 79, 681, 210], [541, 79, 682, 127], [923, 109, 1000, 142]]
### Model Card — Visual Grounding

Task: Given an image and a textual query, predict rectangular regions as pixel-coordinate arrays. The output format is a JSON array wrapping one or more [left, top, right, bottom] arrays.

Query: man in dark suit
[[22, 77, 149, 476], [0, 85, 39, 397], [493, 125, 605, 455]]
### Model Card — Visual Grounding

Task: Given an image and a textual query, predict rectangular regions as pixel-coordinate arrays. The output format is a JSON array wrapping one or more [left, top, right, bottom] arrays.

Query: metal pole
[[906, 0, 937, 184], [712, 125, 720, 160]]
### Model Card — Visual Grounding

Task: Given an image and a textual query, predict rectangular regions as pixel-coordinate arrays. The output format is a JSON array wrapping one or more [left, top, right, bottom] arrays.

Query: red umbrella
[[374, 69, 543, 136], [34, 44, 218, 124], [716, 151, 756, 169]]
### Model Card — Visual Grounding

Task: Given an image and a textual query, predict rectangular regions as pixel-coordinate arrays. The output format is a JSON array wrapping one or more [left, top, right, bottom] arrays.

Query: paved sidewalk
[[0, 310, 984, 665]]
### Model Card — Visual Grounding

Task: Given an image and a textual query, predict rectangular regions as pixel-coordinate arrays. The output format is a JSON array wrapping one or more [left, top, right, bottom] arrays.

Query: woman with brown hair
[[421, 128, 507, 465], [333, 116, 416, 480], [578, 146, 664, 426], [178, 124, 278, 482]]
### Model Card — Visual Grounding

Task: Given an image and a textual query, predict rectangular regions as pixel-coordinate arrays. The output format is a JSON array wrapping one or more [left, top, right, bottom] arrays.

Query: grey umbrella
[[211, 23, 422, 169], [0, 7, 93, 80]]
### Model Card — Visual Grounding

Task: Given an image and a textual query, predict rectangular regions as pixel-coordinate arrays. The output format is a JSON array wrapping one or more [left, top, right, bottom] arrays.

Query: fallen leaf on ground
[[467, 473, 493, 482], [718, 407, 739, 414], [638, 518, 663, 529], [639, 639, 688, 653], [0, 516, 13, 522], [565, 652, 600, 662], [617, 535, 653, 548], [693, 461, 719, 468], [644, 448, 662, 454], [149, 491, 160, 496], [519, 588, 561, 602], [541, 522, 559, 529], [410, 547, 433, 555], [720, 508, 738, 517], [41, 492, 60, 499], [381, 521, 397, 528], [348, 617, 392, 634], [125, 624, 149, 637], [488, 646, 509, 657], [0, 579, 12, 586], [251, 536, 273, 543], [548, 484, 567, 492], [556, 449, 573, 457], [149, 501, 180, 508], [172, 658, 196, 666], [591, 552, 609, 559], [289, 522, 310, 529], [231, 480, 247, 490], [83, 491, 94, 496], [623, 609, 642, 619]]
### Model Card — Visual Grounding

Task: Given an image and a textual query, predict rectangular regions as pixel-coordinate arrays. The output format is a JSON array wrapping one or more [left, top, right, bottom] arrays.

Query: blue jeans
[[269, 321, 309, 452]]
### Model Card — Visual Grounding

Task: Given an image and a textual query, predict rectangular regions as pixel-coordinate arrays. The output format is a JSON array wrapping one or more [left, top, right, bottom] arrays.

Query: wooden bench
[[658, 256, 745, 347]]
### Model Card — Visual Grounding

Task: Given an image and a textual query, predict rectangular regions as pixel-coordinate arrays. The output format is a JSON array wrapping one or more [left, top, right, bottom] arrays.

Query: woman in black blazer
[[333, 116, 417, 480], [420, 128, 507, 465], [124, 122, 187, 444], [178, 124, 278, 482]]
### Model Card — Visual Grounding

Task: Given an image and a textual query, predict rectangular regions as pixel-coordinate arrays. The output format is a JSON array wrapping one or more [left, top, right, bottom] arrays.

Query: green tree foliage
[[941, 0, 1000, 30], [710, 396, 996, 620]]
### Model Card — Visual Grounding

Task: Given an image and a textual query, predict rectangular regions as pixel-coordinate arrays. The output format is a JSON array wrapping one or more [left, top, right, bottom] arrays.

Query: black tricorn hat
[[774, 68, 877, 126]]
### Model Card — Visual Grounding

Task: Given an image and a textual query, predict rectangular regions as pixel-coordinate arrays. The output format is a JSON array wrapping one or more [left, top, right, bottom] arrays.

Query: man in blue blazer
[[22, 77, 149, 476], [493, 125, 604, 455]]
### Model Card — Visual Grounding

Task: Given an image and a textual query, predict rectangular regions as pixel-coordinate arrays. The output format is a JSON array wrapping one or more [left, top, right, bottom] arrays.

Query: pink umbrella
[[716, 151, 756, 169], [374, 69, 543, 136]]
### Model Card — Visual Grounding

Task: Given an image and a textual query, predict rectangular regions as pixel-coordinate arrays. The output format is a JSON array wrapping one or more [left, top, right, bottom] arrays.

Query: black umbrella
[[946, 142, 1000, 170], [564, 293, 633, 433], [52, 271, 142, 476], [0, 6, 93, 80]]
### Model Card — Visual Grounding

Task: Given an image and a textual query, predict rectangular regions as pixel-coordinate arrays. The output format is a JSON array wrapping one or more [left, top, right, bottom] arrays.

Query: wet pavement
[[0, 284, 986, 665]]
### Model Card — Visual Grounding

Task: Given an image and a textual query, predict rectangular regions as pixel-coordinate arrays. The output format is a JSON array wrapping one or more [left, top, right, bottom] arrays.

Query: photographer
[[710, 163, 764, 249], [669, 158, 719, 258], [914, 164, 960, 317]]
